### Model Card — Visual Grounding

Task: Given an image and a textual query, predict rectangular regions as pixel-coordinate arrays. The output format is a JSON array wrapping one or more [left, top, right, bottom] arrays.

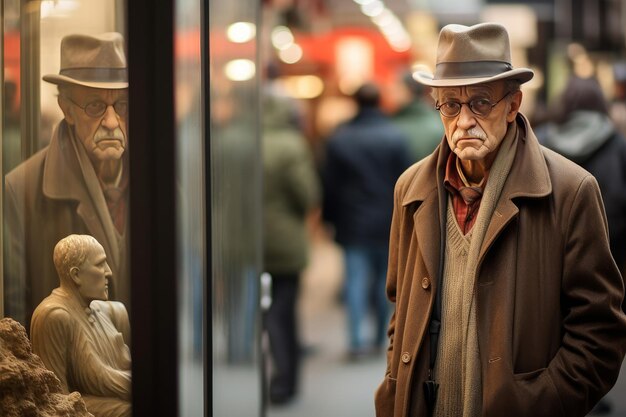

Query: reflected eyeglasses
[[435, 91, 511, 118], [66, 97, 129, 118]]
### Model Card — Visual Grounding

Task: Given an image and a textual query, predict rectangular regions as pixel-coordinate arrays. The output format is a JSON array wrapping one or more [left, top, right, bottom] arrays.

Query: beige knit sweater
[[433, 122, 518, 417]]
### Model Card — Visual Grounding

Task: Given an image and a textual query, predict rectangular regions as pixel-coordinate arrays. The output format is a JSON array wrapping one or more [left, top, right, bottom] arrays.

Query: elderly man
[[4, 32, 129, 327], [375, 23, 626, 417], [31, 234, 131, 417]]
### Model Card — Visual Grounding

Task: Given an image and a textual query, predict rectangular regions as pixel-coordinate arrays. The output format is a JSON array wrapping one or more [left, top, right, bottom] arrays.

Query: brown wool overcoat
[[375, 114, 626, 417], [4, 120, 129, 328]]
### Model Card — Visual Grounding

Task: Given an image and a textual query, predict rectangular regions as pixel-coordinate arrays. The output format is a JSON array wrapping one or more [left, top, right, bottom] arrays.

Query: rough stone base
[[0, 317, 93, 417]]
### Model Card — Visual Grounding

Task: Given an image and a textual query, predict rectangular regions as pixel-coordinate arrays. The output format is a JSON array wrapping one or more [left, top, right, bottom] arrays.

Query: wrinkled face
[[60, 85, 129, 163], [435, 81, 521, 162], [74, 243, 111, 303]]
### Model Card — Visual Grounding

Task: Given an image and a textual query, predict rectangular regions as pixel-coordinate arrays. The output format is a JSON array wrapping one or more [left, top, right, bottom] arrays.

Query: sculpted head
[[43, 32, 128, 165], [54, 234, 111, 305]]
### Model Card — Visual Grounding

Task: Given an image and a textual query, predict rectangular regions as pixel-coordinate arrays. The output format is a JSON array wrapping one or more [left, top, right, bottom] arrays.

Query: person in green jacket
[[392, 71, 444, 162], [262, 89, 321, 405]]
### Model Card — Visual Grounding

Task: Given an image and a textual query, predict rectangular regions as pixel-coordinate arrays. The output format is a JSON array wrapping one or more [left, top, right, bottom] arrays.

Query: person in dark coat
[[322, 82, 412, 359]]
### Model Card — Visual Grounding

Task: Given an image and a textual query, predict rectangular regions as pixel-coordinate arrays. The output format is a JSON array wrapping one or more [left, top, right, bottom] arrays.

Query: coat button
[[421, 277, 431, 289], [401, 352, 411, 364]]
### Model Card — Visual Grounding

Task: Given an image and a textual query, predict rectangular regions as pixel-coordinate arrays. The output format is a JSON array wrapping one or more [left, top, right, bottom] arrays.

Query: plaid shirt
[[443, 153, 488, 234]]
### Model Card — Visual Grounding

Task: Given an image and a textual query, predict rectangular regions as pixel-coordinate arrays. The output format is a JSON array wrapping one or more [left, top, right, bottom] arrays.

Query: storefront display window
[[2, 0, 131, 413], [1, 0, 262, 414]]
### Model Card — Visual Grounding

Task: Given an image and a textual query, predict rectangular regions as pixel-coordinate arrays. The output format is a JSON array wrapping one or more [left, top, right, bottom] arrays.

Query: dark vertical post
[[0, 0, 5, 317], [128, 0, 178, 416], [202, 0, 212, 415]]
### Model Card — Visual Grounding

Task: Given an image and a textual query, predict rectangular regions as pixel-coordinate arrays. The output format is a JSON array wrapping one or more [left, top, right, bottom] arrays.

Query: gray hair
[[57, 84, 70, 99], [53, 234, 100, 280], [504, 79, 522, 94]]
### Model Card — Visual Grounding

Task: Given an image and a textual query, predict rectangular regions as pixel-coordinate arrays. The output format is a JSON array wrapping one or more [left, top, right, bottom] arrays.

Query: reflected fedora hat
[[43, 32, 128, 89], [414, 23, 533, 87]]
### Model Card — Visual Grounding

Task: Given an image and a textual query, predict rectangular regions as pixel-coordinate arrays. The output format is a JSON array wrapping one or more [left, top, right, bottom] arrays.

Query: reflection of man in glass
[[31, 234, 131, 417], [4, 33, 130, 327]]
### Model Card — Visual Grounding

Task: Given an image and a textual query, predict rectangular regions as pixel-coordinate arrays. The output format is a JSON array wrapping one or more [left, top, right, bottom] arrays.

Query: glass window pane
[[2, 1, 132, 414], [175, 1, 206, 415], [209, 0, 262, 415]]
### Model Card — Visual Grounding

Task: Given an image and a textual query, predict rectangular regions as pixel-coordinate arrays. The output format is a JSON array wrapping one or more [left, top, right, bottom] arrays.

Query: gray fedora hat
[[414, 23, 534, 87], [43, 32, 128, 89]]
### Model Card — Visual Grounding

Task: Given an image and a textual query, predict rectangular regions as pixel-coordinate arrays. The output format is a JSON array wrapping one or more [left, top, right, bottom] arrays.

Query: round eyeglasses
[[66, 97, 129, 118], [435, 91, 511, 118]]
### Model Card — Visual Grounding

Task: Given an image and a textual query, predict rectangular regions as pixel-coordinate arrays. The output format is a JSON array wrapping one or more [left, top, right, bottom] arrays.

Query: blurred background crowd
[[217, 0, 626, 153], [211, 0, 626, 416]]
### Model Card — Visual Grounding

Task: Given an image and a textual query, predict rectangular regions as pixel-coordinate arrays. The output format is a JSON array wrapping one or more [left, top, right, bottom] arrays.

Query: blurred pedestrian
[[540, 76, 626, 279], [322, 82, 412, 360], [375, 23, 626, 417], [262, 89, 321, 405], [609, 61, 626, 141], [392, 71, 444, 161]]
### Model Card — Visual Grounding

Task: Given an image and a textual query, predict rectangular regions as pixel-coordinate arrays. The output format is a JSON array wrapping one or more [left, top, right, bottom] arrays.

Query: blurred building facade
[[261, 0, 626, 156]]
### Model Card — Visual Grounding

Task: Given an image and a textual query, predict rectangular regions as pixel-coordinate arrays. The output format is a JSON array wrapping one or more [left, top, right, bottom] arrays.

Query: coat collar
[[42, 120, 90, 201], [401, 113, 552, 207], [41, 120, 121, 268]]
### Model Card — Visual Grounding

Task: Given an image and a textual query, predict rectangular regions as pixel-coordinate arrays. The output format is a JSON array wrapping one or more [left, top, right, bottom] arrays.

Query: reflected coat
[[4, 120, 129, 327], [375, 114, 626, 417]]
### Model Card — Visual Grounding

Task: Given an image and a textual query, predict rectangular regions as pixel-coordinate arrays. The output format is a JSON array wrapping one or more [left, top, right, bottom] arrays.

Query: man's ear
[[58, 96, 75, 125], [69, 266, 81, 286], [506, 90, 523, 123]]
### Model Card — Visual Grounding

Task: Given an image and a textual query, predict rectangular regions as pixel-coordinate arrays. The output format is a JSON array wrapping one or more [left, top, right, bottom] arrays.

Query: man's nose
[[101, 104, 121, 130], [104, 262, 113, 277], [456, 103, 477, 130]]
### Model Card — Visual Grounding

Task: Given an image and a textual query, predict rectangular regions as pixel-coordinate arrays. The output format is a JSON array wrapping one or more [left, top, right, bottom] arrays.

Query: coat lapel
[[402, 144, 448, 285], [412, 192, 441, 282], [42, 121, 120, 270], [479, 114, 553, 263]]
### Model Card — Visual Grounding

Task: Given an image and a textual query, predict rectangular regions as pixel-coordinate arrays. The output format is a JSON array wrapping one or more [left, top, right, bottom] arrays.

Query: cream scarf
[[434, 121, 519, 417]]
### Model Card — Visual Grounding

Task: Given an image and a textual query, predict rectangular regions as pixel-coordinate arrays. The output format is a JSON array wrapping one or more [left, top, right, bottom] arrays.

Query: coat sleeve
[[545, 175, 626, 415], [31, 307, 73, 392], [284, 137, 321, 216], [4, 173, 27, 324], [320, 139, 339, 226], [103, 300, 132, 349]]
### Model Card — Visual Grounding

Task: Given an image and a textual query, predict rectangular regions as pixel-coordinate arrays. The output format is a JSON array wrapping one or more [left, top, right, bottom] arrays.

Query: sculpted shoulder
[[31, 297, 72, 323], [30, 300, 74, 341], [5, 146, 48, 188]]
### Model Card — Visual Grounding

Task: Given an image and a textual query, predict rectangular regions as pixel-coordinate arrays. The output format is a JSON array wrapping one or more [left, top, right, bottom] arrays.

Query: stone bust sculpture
[[30, 234, 131, 417]]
